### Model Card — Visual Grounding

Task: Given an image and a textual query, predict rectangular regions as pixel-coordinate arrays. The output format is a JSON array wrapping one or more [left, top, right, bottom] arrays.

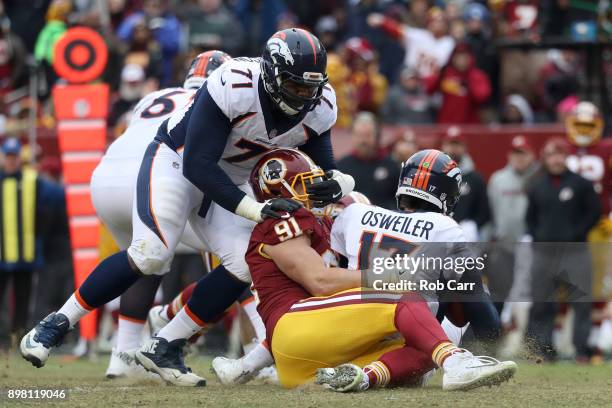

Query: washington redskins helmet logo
[[260, 159, 287, 185]]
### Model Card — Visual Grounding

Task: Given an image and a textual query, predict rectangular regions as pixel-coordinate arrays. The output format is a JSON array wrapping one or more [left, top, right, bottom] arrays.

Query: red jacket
[[424, 44, 491, 124]]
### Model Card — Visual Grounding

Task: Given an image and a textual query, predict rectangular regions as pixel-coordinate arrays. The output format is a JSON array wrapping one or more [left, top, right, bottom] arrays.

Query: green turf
[[1, 353, 611, 408]]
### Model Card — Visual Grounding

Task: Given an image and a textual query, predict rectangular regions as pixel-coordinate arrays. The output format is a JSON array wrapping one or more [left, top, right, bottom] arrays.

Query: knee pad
[[127, 239, 173, 275]]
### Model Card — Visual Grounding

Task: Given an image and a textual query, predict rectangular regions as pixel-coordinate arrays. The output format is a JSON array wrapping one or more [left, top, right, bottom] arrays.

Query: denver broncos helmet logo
[[267, 35, 295, 66]]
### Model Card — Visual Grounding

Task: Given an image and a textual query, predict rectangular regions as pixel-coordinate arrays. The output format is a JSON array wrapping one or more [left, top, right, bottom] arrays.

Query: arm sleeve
[[182, 86, 246, 212], [298, 129, 337, 171]]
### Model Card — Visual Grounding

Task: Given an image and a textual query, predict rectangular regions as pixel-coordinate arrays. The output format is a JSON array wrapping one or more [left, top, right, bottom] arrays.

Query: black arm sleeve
[[298, 128, 337, 171], [182, 86, 246, 212]]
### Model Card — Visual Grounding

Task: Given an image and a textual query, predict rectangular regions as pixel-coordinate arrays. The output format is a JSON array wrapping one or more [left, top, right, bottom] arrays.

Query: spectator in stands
[[0, 138, 65, 346], [315, 15, 340, 51], [0, 5, 26, 96], [337, 112, 400, 209], [525, 137, 599, 362], [441, 126, 490, 240], [34, 0, 70, 97], [487, 135, 539, 310], [326, 53, 355, 128], [425, 42, 491, 124], [367, 7, 454, 79], [463, 2, 498, 105], [121, 18, 162, 89], [501, 94, 535, 124], [185, 0, 243, 56], [117, 0, 180, 86], [342, 37, 387, 115], [108, 64, 146, 128], [498, 0, 540, 40], [234, 0, 286, 56], [381, 66, 434, 125], [536, 50, 580, 121]]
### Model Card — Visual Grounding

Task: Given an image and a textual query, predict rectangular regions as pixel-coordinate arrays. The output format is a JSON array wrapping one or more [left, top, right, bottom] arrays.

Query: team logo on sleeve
[[261, 159, 287, 184], [267, 36, 295, 66]]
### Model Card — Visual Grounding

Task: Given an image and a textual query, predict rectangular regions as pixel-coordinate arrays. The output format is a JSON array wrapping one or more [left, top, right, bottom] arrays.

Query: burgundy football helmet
[[250, 148, 325, 209]]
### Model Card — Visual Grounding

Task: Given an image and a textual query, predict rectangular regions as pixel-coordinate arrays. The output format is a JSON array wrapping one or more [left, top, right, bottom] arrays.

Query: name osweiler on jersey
[[330, 149, 481, 303], [155, 29, 349, 224]]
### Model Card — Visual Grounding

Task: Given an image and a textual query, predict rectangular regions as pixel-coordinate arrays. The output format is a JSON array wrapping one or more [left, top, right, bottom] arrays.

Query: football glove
[[306, 170, 355, 207], [235, 196, 302, 223]]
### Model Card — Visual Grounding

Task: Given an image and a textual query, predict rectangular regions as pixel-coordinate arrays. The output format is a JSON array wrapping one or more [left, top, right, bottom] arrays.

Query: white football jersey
[[104, 87, 196, 163], [402, 28, 455, 78], [165, 57, 338, 184], [331, 203, 468, 282]]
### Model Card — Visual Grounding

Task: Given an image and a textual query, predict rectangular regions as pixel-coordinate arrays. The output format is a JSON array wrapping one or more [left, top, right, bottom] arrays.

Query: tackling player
[[240, 148, 516, 390]]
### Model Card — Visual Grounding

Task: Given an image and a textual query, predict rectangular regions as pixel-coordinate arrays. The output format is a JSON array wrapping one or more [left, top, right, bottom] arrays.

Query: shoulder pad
[[206, 59, 261, 121], [303, 84, 338, 135]]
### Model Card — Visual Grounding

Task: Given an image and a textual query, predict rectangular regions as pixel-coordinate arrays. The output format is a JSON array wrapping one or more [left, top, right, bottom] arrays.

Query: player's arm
[[263, 234, 361, 297], [301, 129, 355, 206], [181, 87, 298, 222]]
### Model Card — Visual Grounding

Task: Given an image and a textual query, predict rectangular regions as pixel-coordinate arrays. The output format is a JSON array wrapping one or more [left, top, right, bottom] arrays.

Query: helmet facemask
[[258, 163, 325, 210], [262, 61, 327, 116]]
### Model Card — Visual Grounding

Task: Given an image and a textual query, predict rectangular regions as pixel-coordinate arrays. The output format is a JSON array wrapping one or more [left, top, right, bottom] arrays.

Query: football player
[[211, 191, 373, 385], [235, 148, 516, 390], [21, 50, 232, 378], [22, 29, 354, 387], [564, 101, 612, 362]]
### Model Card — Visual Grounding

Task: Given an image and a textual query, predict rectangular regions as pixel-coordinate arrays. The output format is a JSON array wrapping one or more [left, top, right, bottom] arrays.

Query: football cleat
[[211, 356, 256, 385], [20, 312, 70, 368], [442, 350, 517, 391], [135, 337, 206, 386], [255, 365, 279, 385], [316, 363, 369, 392], [105, 348, 160, 380], [147, 305, 170, 336]]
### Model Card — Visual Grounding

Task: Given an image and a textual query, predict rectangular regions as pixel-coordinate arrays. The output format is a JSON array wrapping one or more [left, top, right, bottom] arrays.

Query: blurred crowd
[[0, 0, 610, 138]]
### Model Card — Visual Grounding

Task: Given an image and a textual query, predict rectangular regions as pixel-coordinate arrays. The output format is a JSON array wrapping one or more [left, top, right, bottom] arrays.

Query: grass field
[[1, 353, 611, 408]]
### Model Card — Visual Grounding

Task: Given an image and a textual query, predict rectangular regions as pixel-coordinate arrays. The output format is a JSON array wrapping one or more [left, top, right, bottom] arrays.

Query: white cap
[[121, 64, 145, 83]]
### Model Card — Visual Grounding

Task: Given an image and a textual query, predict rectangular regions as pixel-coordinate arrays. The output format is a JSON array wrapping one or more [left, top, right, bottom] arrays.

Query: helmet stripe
[[420, 150, 441, 190], [298, 28, 318, 64], [411, 151, 430, 188], [415, 150, 437, 189], [194, 56, 210, 78]]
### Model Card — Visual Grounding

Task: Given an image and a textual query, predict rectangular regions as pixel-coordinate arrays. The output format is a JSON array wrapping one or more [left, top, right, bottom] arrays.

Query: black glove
[[261, 198, 302, 219], [306, 171, 343, 207]]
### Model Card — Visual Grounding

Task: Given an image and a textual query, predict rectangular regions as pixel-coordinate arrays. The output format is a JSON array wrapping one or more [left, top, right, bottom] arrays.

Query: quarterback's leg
[[21, 141, 199, 369]]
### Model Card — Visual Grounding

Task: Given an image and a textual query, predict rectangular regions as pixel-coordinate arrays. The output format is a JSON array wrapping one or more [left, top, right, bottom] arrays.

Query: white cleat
[[135, 337, 206, 387], [316, 363, 368, 392], [147, 305, 170, 336], [105, 348, 160, 380], [211, 356, 256, 385], [20, 313, 70, 368], [442, 350, 517, 391]]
